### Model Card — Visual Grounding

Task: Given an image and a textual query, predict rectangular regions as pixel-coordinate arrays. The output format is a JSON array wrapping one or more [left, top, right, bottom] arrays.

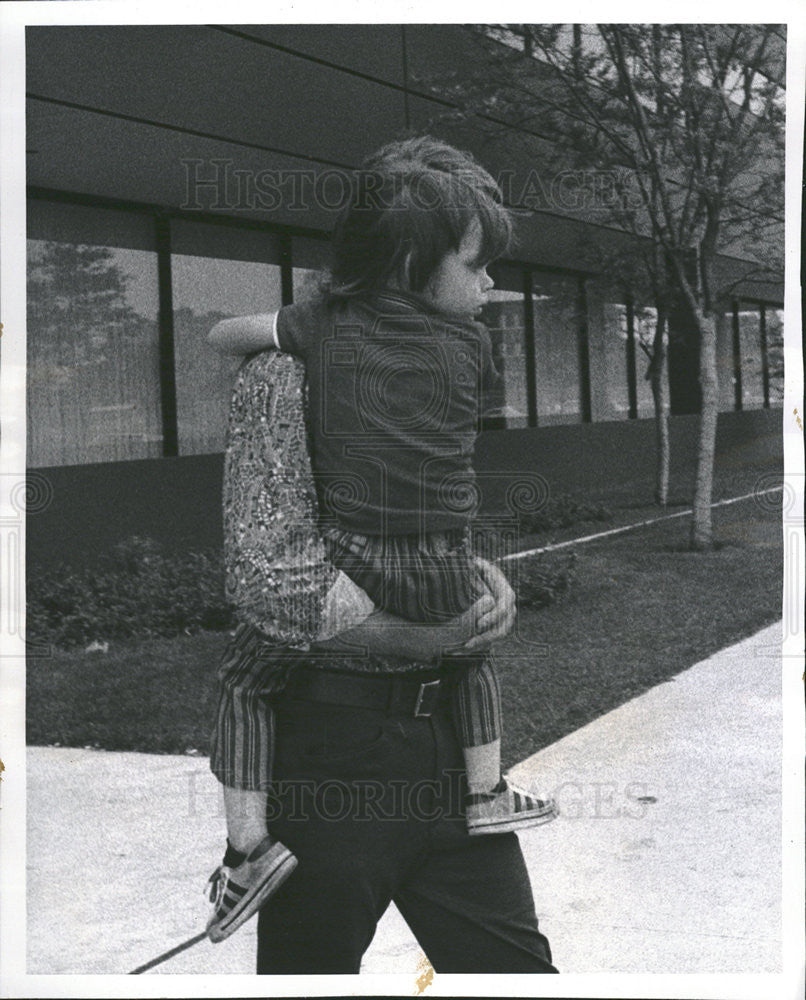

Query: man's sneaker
[[466, 779, 559, 835], [205, 834, 298, 942]]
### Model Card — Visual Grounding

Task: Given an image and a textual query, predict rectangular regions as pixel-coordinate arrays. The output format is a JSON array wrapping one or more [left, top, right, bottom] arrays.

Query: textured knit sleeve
[[223, 350, 338, 642], [212, 350, 374, 789]]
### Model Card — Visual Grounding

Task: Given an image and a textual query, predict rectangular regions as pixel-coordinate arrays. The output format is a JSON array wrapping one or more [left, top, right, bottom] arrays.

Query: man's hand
[[460, 557, 516, 653], [311, 558, 515, 663], [312, 591, 497, 664]]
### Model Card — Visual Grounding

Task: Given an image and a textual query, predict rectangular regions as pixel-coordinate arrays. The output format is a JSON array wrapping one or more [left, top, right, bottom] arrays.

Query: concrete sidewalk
[[26, 622, 783, 976]]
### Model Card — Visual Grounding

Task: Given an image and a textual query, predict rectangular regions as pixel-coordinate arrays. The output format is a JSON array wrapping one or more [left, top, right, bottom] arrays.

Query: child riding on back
[[205, 136, 558, 942]]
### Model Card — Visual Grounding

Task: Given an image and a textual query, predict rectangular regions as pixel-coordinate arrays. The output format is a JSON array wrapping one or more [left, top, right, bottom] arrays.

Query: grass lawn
[[497, 496, 782, 766], [27, 495, 782, 767]]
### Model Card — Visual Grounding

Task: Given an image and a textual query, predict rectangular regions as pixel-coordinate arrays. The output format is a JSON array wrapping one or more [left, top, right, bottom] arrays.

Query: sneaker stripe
[[469, 807, 558, 829]]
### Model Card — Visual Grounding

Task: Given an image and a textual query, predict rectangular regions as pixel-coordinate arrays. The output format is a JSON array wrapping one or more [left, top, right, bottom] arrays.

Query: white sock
[[464, 739, 502, 795]]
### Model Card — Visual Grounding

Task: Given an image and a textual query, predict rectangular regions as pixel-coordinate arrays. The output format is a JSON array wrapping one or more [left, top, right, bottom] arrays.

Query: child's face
[[422, 223, 494, 320]]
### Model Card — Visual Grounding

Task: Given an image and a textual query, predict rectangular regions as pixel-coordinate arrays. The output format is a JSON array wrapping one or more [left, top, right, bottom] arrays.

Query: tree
[[27, 240, 160, 464], [581, 239, 674, 506], [426, 24, 785, 547], [27, 241, 147, 357]]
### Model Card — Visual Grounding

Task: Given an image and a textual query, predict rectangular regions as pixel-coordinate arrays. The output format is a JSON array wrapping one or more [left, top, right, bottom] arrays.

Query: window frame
[[481, 259, 592, 430], [28, 192, 598, 459], [734, 298, 784, 411], [28, 188, 325, 464], [29, 188, 780, 469]]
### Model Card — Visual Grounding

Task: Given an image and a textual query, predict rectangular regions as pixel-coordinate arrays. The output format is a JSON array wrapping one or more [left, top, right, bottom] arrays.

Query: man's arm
[[311, 595, 495, 664], [222, 351, 340, 644], [209, 312, 279, 355], [213, 349, 339, 791]]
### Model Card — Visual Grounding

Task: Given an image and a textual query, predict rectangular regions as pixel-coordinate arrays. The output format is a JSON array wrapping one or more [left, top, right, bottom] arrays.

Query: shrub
[[27, 536, 234, 650], [517, 493, 611, 535], [28, 514, 587, 650], [501, 551, 577, 610]]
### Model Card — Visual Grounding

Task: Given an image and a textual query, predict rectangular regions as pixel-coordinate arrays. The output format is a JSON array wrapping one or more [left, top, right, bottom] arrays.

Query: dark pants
[[256, 689, 558, 974]]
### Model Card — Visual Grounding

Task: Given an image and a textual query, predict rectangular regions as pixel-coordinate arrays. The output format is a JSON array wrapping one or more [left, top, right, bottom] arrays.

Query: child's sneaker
[[466, 779, 558, 835], [205, 834, 297, 942]]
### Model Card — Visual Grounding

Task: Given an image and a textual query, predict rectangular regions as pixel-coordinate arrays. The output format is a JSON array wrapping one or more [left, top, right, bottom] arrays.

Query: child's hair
[[327, 136, 512, 298]]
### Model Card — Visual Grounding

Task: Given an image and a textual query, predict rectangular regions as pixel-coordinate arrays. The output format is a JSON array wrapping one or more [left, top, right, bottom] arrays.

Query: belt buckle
[[413, 679, 441, 717]]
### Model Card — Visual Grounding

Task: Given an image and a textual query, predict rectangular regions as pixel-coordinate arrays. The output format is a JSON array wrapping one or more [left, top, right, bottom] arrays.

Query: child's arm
[[208, 312, 279, 356]]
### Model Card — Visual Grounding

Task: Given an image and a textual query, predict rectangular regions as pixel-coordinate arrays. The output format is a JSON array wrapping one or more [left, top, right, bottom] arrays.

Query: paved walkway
[[24, 622, 785, 979]]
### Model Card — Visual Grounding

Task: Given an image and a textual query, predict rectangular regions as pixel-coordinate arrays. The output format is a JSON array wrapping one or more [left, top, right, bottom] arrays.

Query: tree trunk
[[690, 310, 718, 550], [650, 312, 670, 506]]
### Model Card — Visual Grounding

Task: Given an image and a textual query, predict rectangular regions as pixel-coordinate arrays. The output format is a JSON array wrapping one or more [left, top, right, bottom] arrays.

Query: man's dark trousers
[[256, 681, 558, 974]]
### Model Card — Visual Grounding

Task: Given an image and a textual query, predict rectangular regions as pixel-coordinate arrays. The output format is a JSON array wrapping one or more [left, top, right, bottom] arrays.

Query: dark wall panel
[[405, 24, 484, 85], [223, 24, 406, 85], [474, 408, 781, 511], [28, 104, 341, 231], [27, 25, 405, 172], [27, 454, 226, 573], [26, 24, 783, 302], [27, 410, 782, 572]]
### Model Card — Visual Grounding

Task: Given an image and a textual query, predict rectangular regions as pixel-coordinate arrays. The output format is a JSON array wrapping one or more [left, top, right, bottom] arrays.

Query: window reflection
[[600, 302, 630, 420], [633, 305, 661, 419], [766, 308, 784, 406], [292, 237, 329, 303], [532, 273, 582, 424], [27, 198, 785, 471], [599, 302, 665, 420], [715, 312, 737, 411], [171, 220, 283, 456], [480, 266, 529, 428], [27, 204, 162, 467], [737, 304, 765, 409], [172, 255, 282, 455]]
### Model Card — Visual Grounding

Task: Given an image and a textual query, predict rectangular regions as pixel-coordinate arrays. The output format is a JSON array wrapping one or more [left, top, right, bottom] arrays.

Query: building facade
[[25, 25, 784, 568]]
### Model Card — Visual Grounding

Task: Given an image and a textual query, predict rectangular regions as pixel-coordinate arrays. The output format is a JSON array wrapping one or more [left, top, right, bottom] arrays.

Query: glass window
[[482, 25, 528, 52], [633, 305, 661, 419], [766, 307, 784, 406], [170, 221, 284, 456], [479, 265, 529, 428], [597, 301, 665, 421], [737, 304, 765, 409], [715, 311, 737, 411], [292, 236, 330, 303], [600, 302, 630, 420], [531, 272, 582, 424], [27, 201, 162, 467]]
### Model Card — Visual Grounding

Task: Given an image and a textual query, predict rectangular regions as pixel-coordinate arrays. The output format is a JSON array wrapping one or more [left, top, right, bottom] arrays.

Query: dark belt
[[285, 667, 447, 718]]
